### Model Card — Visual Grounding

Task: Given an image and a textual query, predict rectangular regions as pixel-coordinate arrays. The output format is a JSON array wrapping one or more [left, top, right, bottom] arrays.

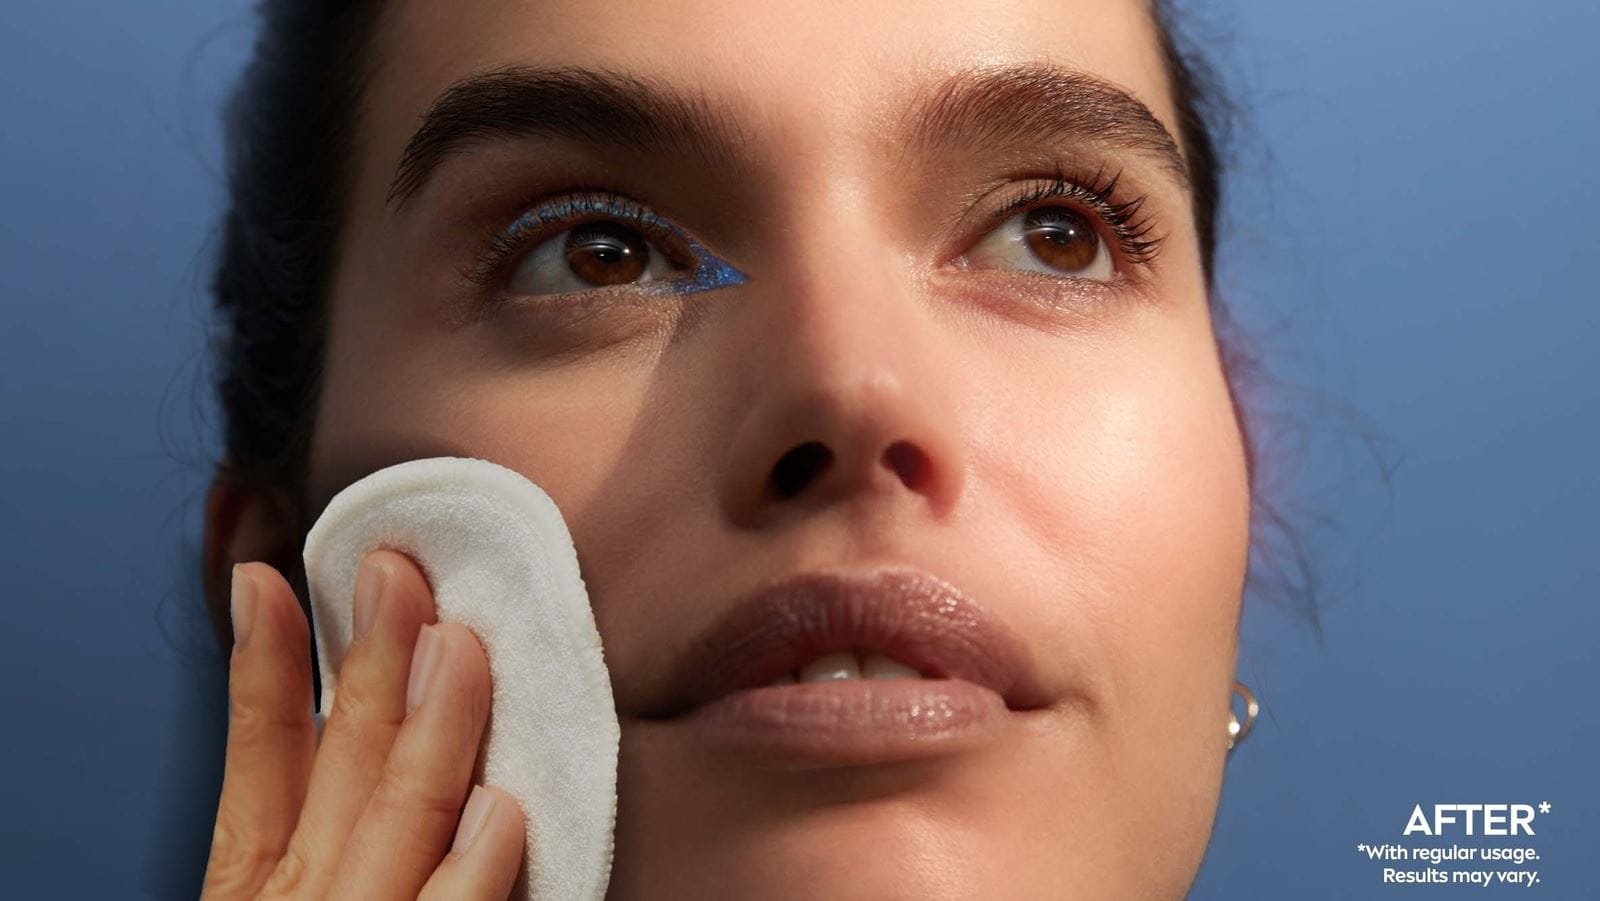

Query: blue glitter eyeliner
[[478, 191, 748, 298], [661, 230, 747, 293]]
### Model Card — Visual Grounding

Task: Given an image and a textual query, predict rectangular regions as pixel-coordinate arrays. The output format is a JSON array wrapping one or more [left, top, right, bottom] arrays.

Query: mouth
[[639, 565, 1051, 764]]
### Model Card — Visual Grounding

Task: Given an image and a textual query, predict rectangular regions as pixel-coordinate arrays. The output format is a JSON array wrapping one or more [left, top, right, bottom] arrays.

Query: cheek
[[414, 365, 654, 512], [974, 310, 1251, 783], [979, 321, 1249, 632], [311, 305, 657, 527], [1063, 350, 1250, 646], [1073, 341, 1248, 844]]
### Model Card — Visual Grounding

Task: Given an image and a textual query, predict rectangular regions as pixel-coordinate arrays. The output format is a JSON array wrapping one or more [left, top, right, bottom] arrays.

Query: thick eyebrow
[[387, 65, 751, 208], [387, 61, 1190, 209], [898, 61, 1191, 189]]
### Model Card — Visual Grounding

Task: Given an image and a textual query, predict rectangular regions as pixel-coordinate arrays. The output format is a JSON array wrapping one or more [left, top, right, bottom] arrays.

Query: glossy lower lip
[[682, 676, 1013, 767]]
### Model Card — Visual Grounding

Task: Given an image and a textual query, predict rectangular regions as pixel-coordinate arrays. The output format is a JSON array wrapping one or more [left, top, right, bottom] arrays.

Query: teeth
[[771, 650, 923, 685], [798, 651, 859, 683], [860, 652, 920, 680]]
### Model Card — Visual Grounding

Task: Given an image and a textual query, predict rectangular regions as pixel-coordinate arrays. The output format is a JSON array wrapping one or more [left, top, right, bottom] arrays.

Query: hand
[[201, 551, 525, 899]]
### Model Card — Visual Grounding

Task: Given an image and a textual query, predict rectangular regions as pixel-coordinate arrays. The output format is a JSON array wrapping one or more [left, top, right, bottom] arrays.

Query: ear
[[203, 468, 300, 652]]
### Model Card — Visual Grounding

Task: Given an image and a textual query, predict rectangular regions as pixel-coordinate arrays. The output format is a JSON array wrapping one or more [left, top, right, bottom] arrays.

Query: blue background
[[2, 1, 1595, 897]]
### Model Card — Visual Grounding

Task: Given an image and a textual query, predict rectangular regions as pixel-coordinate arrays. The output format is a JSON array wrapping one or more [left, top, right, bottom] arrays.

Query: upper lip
[[643, 565, 1052, 718]]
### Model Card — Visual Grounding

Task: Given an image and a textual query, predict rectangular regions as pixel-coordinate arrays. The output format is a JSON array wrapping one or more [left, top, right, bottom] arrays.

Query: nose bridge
[[718, 182, 967, 529], [781, 230, 911, 372], [765, 162, 921, 369]]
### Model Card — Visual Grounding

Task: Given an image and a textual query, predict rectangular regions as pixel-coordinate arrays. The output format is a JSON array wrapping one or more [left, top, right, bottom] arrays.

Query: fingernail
[[406, 625, 442, 715], [451, 785, 496, 856], [230, 564, 256, 650], [353, 553, 388, 643]]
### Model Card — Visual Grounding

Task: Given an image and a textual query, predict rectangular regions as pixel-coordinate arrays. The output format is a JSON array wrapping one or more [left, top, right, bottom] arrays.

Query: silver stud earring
[[1226, 680, 1258, 752]]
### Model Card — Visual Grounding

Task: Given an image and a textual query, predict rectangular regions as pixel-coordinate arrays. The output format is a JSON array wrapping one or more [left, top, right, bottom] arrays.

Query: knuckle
[[257, 837, 311, 899], [312, 709, 383, 764], [371, 757, 465, 827], [203, 808, 280, 895], [328, 671, 402, 728], [228, 698, 310, 746]]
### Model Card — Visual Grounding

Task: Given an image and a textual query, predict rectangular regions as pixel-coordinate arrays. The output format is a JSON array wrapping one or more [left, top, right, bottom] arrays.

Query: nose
[[718, 246, 967, 530]]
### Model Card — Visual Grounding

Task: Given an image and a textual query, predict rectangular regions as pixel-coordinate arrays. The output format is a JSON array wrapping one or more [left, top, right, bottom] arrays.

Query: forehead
[[361, 0, 1175, 172]]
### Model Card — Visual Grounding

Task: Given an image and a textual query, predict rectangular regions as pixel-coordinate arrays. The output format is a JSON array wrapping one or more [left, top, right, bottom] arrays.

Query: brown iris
[[1022, 206, 1100, 272], [564, 221, 650, 286]]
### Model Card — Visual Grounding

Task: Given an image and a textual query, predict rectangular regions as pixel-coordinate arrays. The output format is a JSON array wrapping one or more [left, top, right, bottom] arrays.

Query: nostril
[[882, 440, 929, 491], [771, 441, 832, 498]]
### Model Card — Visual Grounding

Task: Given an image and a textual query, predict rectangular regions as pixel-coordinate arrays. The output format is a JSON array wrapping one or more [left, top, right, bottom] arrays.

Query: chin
[[609, 793, 1015, 900]]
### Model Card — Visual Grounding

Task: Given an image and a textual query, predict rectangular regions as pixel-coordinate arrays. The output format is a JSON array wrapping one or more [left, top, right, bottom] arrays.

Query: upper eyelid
[[474, 191, 752, 297], [962, 171, 1163, 269], [492, 192, 679, 248], [468, 191, 695, 288]]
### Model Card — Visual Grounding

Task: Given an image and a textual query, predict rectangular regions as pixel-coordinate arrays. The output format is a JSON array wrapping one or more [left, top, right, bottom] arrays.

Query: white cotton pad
[[303, 456, 617, 900]]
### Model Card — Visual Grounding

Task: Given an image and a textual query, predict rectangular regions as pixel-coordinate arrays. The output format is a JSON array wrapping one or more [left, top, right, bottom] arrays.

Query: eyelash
[[467, 167, 1161, 295], [466, 190, 700, 291], [984, 164, 1162, 266]]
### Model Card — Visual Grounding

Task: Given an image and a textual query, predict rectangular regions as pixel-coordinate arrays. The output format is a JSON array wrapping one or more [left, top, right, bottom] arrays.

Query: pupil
[[565, 221, 649, 286], [1023, 206, 1099, 272]]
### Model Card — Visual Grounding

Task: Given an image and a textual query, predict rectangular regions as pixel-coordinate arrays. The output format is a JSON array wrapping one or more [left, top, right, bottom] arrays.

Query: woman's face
[[306, 0, 1251, 896]]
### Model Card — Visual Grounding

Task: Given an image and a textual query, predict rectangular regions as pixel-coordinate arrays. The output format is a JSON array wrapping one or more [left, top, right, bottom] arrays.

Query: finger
[[201, 563, 316, 899], [325, 622, 493, 899], [418, 785, 527, 901], [261, 550, 437, 897]]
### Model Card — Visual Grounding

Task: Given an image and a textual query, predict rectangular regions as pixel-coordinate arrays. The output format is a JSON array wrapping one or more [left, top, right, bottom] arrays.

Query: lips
[[642, 565, 1052, 719]]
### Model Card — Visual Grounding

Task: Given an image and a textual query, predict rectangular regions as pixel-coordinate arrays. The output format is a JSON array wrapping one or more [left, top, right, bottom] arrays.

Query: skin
[[203, 0, 1252, 898]]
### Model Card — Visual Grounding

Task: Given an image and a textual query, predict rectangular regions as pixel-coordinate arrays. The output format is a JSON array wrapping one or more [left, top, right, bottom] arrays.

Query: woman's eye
[[506, 220, 686, 296], [963, 205, 1114, 282]]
